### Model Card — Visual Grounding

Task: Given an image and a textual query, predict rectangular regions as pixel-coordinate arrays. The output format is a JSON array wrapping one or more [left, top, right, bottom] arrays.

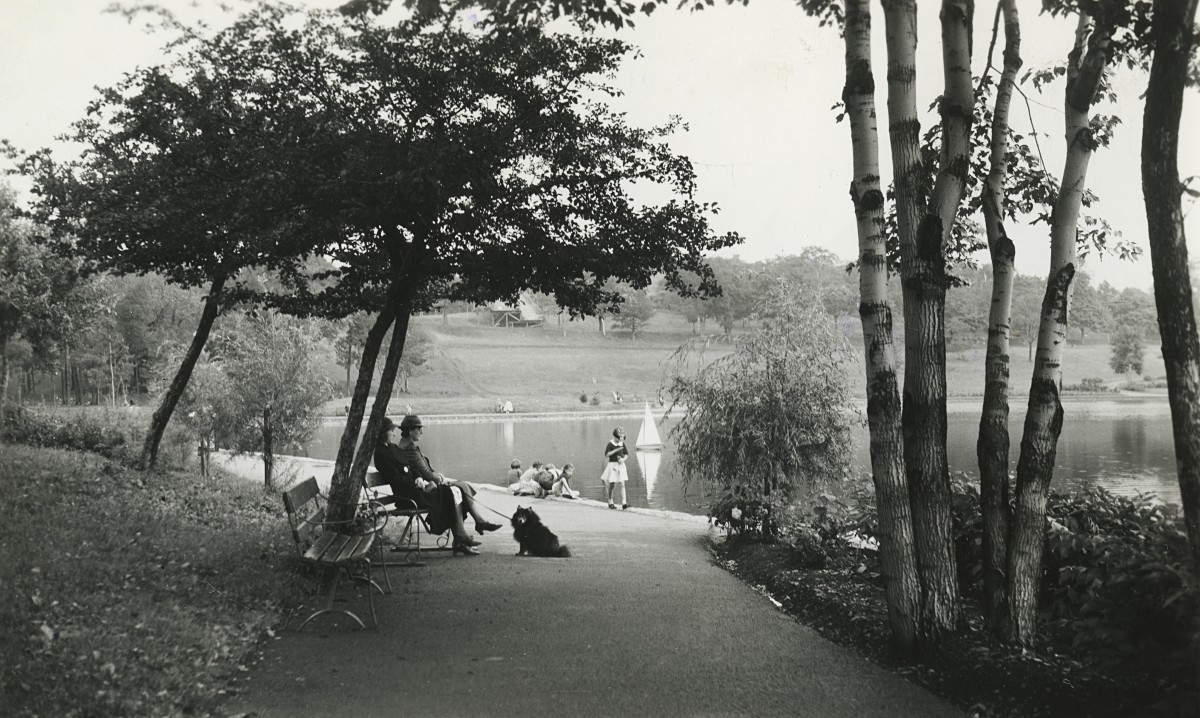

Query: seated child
[[509, 460, 545, 497], [505, 459, 522, 484], [553, 463, 579, 498], [535, 464, 560, 494]]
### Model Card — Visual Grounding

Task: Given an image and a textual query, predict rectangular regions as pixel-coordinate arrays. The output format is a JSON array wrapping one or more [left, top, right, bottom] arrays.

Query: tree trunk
[[844, 0, 921, 650], [599, 316, 606, 336], [350, 303, 414, 497], [344, 336, 353, 396], [108, 341, 116, 408], [977, 0, 1021, 637], [263, 404, 274, 492], [1008, 12, 1110, 645], [139, 275, 226, 469], [325, 305, 399, 522], [1142, 0, 1200, 574], [883, 0, 964, 642], [0, 336, 9, 410]]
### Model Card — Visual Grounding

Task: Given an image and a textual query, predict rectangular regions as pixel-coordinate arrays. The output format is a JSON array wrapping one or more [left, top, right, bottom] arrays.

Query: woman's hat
[[400, 414, 423, 430]]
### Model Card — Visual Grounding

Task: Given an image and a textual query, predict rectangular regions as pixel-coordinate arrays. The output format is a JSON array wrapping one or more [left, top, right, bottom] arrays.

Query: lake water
[[298, 397, 1182, 516]]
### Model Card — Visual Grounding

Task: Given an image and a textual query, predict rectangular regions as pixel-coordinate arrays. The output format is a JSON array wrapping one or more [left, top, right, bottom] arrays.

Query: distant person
[[601, 426, 629, 509]]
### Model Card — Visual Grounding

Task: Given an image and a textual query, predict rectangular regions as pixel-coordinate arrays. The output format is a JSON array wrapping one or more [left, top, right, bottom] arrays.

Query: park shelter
[[489, 292, 544, 327]]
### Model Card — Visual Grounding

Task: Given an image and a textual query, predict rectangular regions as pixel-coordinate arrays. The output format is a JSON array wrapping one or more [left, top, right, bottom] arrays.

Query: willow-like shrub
[[663, 280, 859, 531]]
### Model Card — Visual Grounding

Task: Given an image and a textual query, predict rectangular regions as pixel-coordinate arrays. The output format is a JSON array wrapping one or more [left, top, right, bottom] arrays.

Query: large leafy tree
[[236, 8, 742, 518], [21, 6, 339, 467]]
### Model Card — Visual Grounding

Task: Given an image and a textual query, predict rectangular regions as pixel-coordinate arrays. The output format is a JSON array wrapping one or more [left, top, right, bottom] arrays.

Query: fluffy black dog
[[511, 506, 571, 558]]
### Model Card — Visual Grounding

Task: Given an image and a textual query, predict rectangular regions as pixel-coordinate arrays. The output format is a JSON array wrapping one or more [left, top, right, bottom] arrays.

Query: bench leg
[[295, 570, 368, 631]]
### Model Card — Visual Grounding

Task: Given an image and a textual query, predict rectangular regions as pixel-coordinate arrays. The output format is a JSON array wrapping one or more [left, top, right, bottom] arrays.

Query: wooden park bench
[[363, 468, 452, 566], [282, 477, 391, 630]]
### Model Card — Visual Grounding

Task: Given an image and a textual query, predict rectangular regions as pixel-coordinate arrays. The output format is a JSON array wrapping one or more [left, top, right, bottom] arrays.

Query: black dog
[[511, 506, 571, 558]]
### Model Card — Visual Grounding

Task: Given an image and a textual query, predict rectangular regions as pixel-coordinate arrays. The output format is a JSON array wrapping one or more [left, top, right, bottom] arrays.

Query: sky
[[3, 0, 1197, 291]]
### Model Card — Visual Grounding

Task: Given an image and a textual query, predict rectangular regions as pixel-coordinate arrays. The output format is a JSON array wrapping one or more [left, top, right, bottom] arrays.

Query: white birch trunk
[[977, 0, 1021, 639], [844, 0, 920, 650], [1009, 12, 1110, 646]]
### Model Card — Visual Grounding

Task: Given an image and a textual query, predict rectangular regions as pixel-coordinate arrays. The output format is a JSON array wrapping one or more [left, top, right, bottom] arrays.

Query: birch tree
[[842, 0, 920, 648], [1008, 7, 1121, 645], [881, 0, 975, 641], [975, 0, 1021, 637]]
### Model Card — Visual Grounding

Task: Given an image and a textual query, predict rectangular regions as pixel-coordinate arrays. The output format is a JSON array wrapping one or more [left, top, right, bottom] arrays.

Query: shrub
[[589, 394, 600, 406], [1064, 376, 1108, 393], [1, 405, 136, 462], [579, 391, 588, 403], [841, 477, 1197, 679], [1043, 489, 1197, 672], [665, 280, 857, 516], [708, 486, 775, 539]]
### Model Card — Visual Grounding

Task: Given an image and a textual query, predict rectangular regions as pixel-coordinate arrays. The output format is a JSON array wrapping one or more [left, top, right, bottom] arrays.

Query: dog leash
[[472, 496, 513, 521]]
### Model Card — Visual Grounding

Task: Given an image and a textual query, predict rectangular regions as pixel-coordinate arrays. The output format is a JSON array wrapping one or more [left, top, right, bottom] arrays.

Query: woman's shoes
[[622, 504, 630, 510], [608, 502, 616, 509], [452, 542, 480, 556], [454, 534, 481, 547], [475, 520, 502, 535]]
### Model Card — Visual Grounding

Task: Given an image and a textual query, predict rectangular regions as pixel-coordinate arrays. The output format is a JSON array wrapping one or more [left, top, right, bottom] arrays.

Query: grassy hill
[[321, 309, 1169, 416]]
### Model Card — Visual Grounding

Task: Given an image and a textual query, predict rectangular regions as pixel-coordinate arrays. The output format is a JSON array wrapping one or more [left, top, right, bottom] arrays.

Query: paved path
[[228, 489, 963, 718]]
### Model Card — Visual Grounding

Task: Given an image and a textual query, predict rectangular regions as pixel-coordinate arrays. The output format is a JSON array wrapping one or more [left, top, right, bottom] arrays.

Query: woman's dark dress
[[373, 441, 468, 535]]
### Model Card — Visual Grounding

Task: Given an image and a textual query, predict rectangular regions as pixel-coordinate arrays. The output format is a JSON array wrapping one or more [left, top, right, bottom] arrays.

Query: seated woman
[[373, 415, 502, 556]]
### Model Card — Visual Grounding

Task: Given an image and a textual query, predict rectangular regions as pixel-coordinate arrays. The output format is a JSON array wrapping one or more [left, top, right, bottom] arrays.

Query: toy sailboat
[[635, 402, 663, 450]]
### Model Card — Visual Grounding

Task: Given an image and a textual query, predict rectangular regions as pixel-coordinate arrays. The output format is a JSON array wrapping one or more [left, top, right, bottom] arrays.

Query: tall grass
[[0, 444, 316, 717]]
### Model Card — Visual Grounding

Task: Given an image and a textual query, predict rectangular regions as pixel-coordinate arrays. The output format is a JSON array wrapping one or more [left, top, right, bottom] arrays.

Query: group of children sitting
[[506, 460, 579, 499]]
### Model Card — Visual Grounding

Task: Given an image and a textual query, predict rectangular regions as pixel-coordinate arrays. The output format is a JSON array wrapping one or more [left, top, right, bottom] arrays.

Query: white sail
[[636, 449, 662, 498], [635, 402, 663, 449]]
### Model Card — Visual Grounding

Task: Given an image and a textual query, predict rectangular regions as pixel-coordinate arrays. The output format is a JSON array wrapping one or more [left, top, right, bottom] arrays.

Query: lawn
[[0, 444, 316, 717], [320, 309, 1167, 417]]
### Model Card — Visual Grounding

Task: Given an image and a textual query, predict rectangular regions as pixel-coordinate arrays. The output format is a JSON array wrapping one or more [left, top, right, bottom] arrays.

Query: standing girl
[[601, 426, 629, 509]]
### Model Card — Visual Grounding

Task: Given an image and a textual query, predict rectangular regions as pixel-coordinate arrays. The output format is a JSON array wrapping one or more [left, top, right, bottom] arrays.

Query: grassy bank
[[0, 444, 314, 717], [318, 311, 1168, 417]]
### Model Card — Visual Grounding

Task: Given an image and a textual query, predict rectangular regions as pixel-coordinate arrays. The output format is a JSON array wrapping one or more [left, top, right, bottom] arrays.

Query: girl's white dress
[[601, 440, 628, 484]]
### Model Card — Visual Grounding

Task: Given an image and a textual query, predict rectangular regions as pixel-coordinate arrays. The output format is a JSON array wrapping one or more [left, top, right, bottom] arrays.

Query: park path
[[227, 488, 963, 718]]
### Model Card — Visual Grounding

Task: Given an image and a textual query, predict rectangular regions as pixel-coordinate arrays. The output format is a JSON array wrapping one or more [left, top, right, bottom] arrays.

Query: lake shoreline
[[318, 391, 1172, 424]]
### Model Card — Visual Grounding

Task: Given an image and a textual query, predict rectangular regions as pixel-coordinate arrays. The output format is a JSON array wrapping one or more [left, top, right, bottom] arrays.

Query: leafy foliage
[[1, 405, 135, 460], [664, 279, 858, 522], [612, 286, 657, 338], [0, 185, 86, 403], [1109, 324, 1145, 376], [174, 310, 332, 486], [1042, 488, 1196, 681]]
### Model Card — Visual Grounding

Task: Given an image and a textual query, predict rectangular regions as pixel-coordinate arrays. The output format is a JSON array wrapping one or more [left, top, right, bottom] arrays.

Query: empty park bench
[[363, 468, 452, 566], [282, 477, 391, 630]]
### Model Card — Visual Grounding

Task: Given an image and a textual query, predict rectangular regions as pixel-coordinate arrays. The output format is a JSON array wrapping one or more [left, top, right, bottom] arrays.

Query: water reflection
[[299, 398, 1182, 516]]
